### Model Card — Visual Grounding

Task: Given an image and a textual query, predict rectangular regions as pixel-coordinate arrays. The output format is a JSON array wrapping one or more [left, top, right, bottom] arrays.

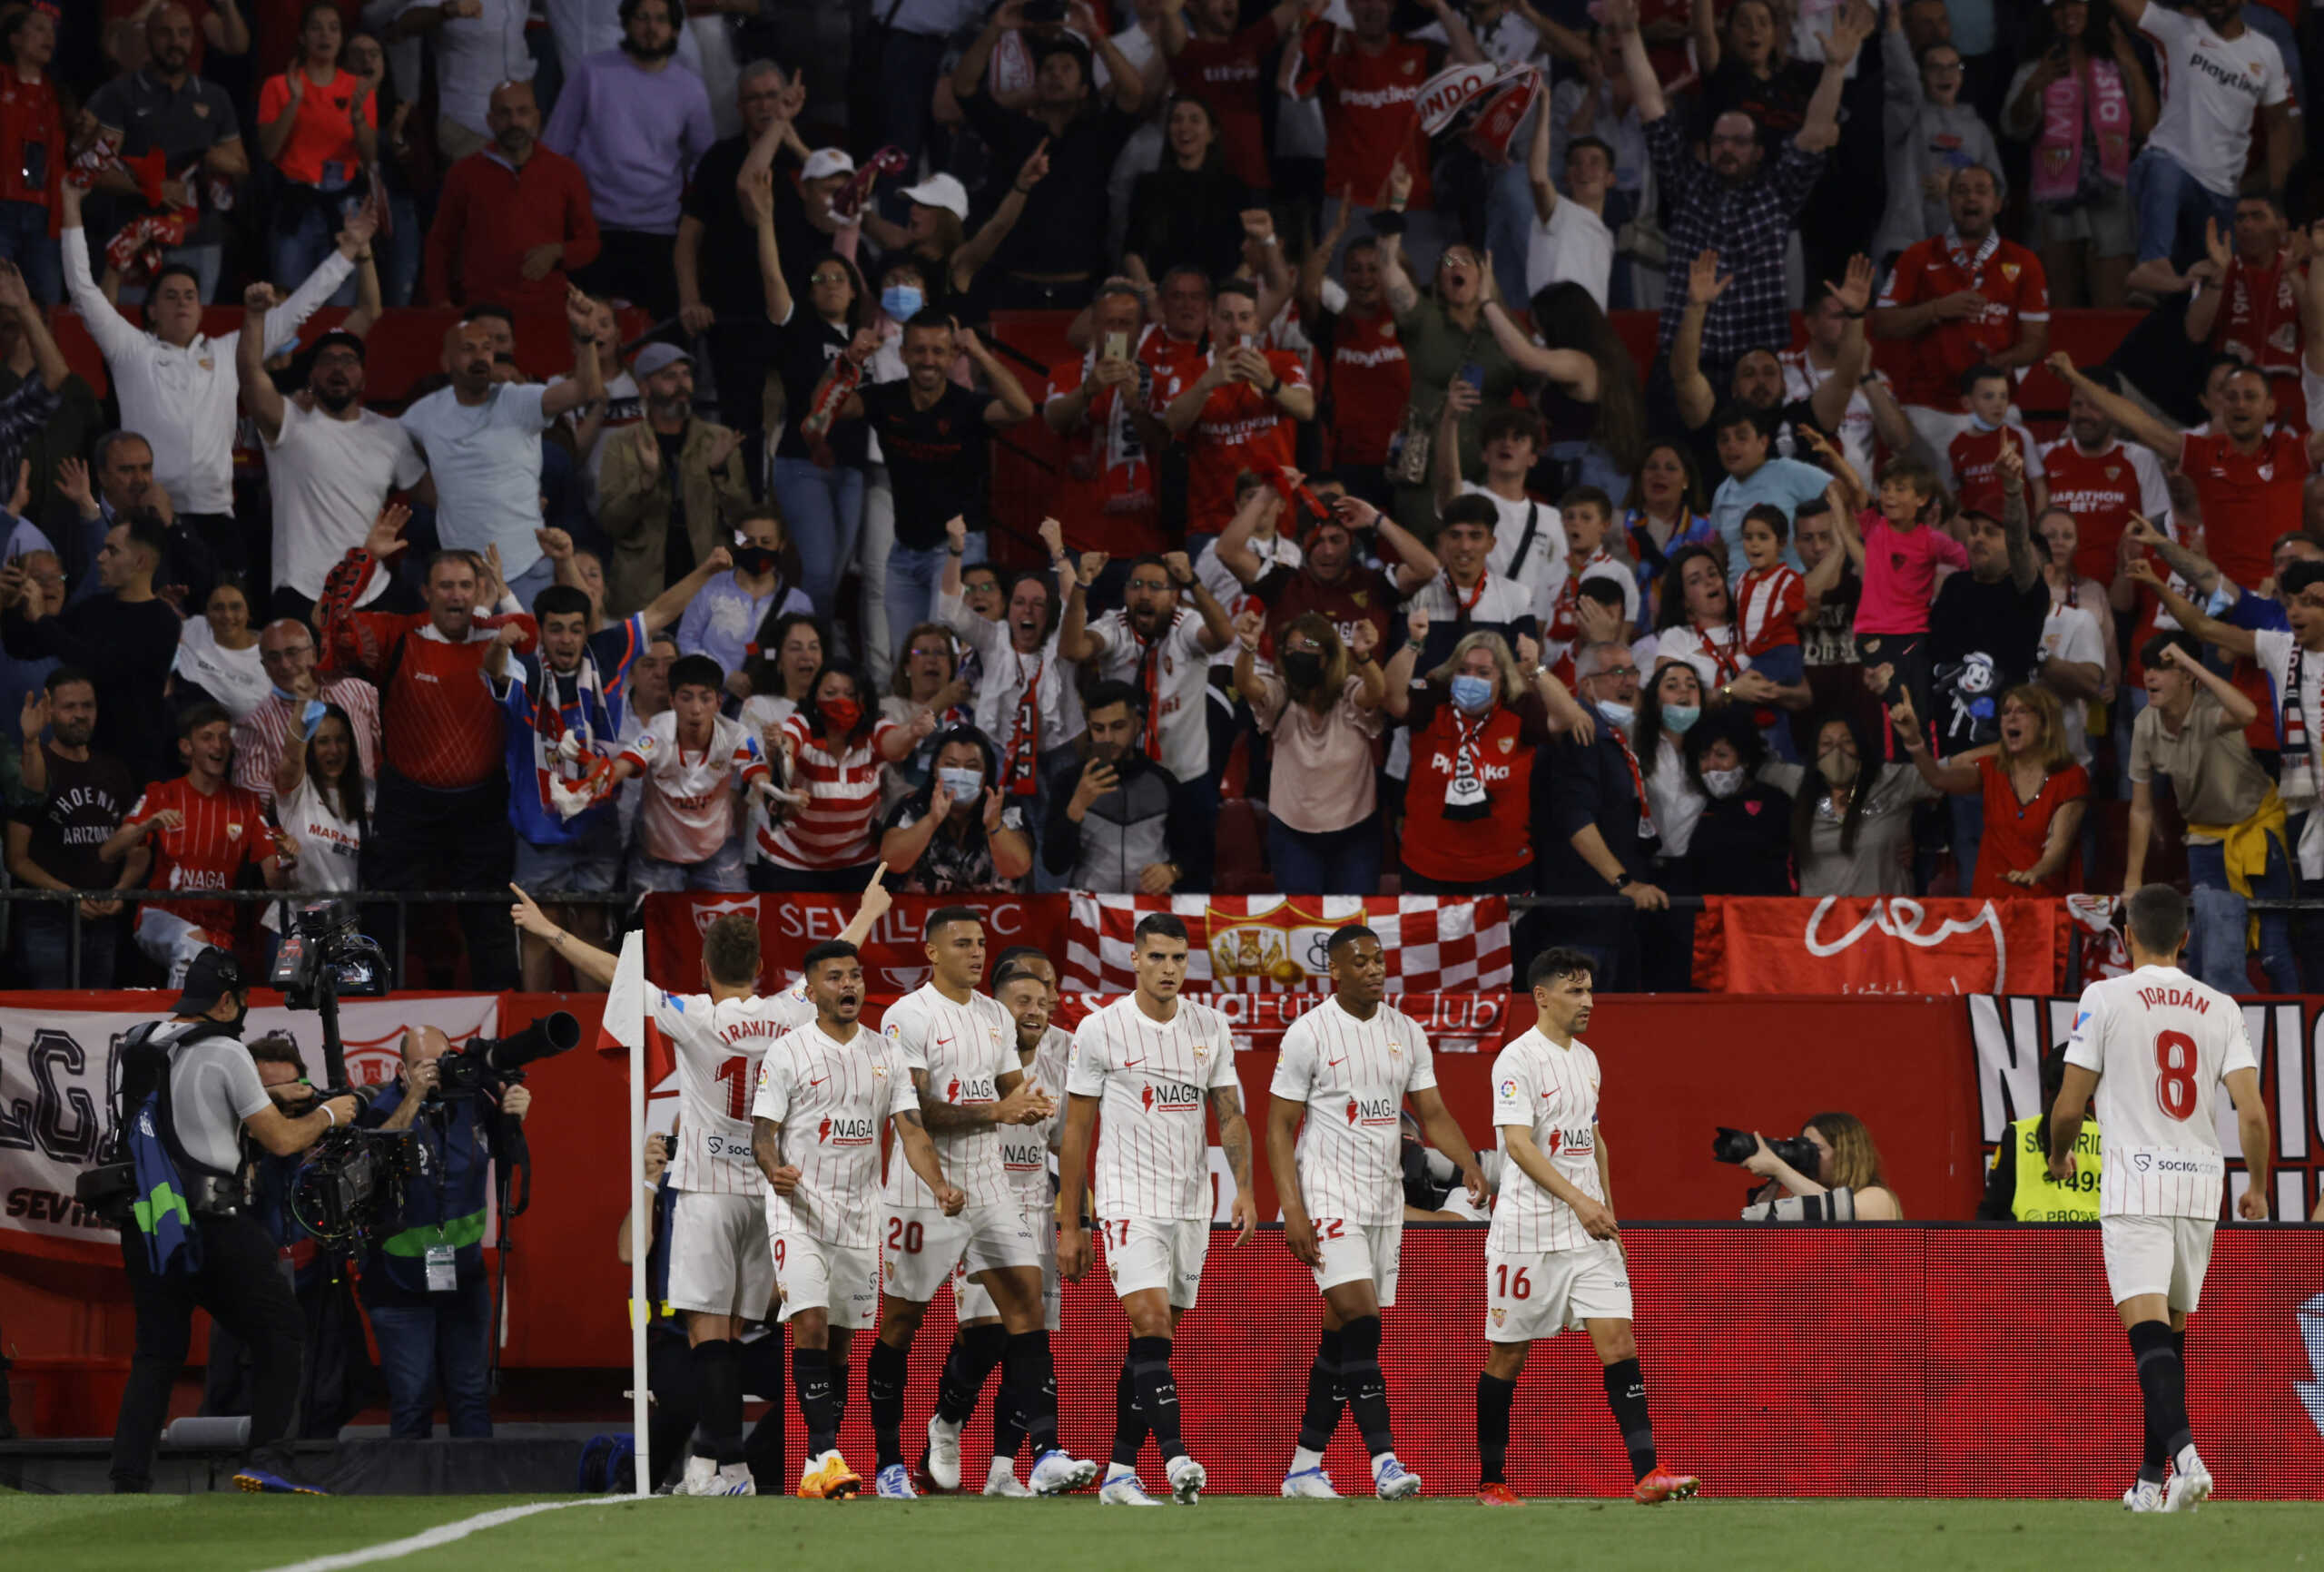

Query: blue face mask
[[1449, 673, 1495, 712], [1663, 702, 1701, 735], [881, 285, 924, 321], [936, 766, 984, 801]]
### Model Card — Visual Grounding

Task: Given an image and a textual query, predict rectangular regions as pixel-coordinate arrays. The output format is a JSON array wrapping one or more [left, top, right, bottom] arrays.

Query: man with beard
[[1059, 551, 1235, 787], [6, 669, 140, 987], [55, 433, 216, 614], [2037, 369, 2174, 585], [599, 342, 749, 618], [238, 299, 425, 624], [425, 78, 601, 310], [545, 0, 714, 319], [1039, 680, 1207, 894]]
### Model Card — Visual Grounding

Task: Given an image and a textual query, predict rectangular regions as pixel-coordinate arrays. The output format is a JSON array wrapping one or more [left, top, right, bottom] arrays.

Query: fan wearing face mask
[[1762, 709, 1940, 898], [877, 723, 1032, 893], [1679, 708, 1794, 896]]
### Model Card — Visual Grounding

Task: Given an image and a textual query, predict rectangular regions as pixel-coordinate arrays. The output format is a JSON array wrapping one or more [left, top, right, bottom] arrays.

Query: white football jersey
[[1067, 993, 1237, 1221], [997, 1025, 1073, 1213], [654, 979, 814, 1194], [751, 1022, 918, 1246], [2064, 965, 2258, 1219], [1269, 996, 1438, 1224], [1485, 1029, 1605, 1254], [880, 984, 1019, 1210]]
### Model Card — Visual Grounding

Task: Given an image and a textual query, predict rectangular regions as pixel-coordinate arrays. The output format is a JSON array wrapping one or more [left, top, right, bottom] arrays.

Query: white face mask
[[1597, 700, 1635, 731], [1703, 767, 1747, 799]]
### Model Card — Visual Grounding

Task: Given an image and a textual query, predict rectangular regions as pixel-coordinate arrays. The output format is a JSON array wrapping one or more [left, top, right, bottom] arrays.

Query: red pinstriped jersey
[[652, 979, 814, 1195], [1067, 994, 1237, 1222], [1269, 996, 1438, 1224], [2065, 965, 2257, 1219], [751, 1022, 917, 1247], [880, 983, 1018, 1210], [1486, 1029, 1605, 1254]]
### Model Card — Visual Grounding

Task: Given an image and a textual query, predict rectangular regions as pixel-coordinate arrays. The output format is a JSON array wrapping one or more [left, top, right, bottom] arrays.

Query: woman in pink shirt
[[1837, 455, 1966, 752]]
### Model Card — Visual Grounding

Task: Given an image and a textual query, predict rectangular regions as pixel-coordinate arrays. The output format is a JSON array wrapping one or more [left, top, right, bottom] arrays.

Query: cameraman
[[1738, 1114, 1904, 1220], [108, 949, 359, 1496], [201, 1034, 320, 1420], [356, 1026, 534, 1439]]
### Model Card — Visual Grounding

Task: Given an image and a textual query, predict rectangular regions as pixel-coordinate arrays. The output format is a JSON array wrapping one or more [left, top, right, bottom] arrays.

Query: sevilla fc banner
[[1693, 896, 2068, 995], [0, 993, 500, 1264], [640, 892, 1070, 995], [1058, 991, 1512, 1058], [1063, 894, 1511, 994]]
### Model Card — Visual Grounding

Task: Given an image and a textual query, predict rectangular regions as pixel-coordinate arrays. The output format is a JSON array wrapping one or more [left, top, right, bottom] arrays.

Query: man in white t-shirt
[[2053, 883, 2270, 1512], [2121, 0, 2296, 296], [2036, 588, 2108, 769], [236, 308, 424, 623], [1059, 551, 1235, 785], [1525, 110, 1616, 311], [400, 291, 604, 614]]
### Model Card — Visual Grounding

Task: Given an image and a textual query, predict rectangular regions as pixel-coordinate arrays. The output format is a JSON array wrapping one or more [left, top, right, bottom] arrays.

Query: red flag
[[1692, 897, 2067, 996]]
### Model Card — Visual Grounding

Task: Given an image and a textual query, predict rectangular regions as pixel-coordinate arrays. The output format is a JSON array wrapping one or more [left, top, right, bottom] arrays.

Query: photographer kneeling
[[104, 949, 360, 1495], [356, 1027, 534, 1439], [1729, 1114, 1903, 1221]]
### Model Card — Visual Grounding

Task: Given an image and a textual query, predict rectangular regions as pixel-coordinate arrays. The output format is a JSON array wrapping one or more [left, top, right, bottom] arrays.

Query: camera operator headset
[[1736, 1113, 1903, 1221], [353, 1025, 533, 1439], [103, 948, 361, 1496], [1977, 1047, 2102, 1223]]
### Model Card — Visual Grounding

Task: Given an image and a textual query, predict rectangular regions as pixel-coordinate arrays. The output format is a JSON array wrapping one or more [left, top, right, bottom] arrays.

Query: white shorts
[[1310, 1217, 1402, 1307], [2102, 1213, 2216, 1313], [1485, 1241, 1633, 1343], [136, 907, 218, 985], [881, 1202, 1040, 1305], [955, 1206, 1060, 1330], [666, 1190, 775, 1319], [770, 1231, 880, 1331], [1099, 1216, 1207, 1310]]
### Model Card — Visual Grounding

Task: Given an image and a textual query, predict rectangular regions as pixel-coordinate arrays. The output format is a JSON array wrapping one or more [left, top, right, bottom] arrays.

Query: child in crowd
[[1841, 457, 1966, 750], [1735, 504, 1807, 694], [1945, 366, 2045, 521]]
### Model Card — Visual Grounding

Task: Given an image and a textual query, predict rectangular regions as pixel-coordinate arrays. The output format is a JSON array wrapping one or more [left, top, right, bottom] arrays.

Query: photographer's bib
[[2102, 1143, 2225, 1220]]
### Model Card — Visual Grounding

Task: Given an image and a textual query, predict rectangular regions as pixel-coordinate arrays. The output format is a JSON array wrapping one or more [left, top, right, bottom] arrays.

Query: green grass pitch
[[6, 1493, 2324, 1572]]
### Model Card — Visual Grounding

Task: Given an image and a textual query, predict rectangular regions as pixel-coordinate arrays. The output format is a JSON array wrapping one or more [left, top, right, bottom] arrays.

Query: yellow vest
[[2004, 1114, 2102, 1221]]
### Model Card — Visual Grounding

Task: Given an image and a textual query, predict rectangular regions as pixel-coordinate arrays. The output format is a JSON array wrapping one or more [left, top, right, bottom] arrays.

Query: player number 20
[[1493, 1263, 1532, 1301], [2152, 1029, 2199, 1122], [887, 1218, 925, 1254]]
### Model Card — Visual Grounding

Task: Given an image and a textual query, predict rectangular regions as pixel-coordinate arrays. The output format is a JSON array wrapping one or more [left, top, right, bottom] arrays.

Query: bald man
[[356, 1025, 535, 1439], [425, 79, 602, 309]]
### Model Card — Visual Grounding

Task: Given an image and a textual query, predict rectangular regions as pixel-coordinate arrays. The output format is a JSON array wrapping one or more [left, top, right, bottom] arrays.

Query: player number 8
[[2152, 1029, 2198, 1123]]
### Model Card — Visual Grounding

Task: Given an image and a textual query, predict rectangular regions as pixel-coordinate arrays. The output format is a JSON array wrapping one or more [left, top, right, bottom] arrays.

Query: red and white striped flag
[[1063, 894, 1511, 994]]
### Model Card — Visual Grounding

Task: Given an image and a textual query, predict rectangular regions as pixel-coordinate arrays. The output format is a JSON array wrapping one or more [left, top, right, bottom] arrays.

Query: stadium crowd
[[5, 0, 2324, 995]]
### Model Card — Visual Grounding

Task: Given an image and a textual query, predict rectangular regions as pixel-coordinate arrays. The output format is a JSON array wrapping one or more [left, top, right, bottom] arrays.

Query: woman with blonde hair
[[1237, 609, 1386, 894], [1891, 682, 2089, 898], [1743, 1111, 1903, 1220]]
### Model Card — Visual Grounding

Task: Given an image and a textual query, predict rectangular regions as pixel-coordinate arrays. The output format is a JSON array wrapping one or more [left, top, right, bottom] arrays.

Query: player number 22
[[2152, 1030, 2199, 1123]]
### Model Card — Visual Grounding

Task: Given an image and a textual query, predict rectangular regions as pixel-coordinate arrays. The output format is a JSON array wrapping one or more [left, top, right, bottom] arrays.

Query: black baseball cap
[[172, 948, 244, 1016]]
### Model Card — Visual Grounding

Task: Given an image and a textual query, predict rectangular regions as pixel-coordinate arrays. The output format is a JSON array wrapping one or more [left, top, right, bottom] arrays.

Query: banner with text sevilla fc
[[1692, 897, 2067, 995]]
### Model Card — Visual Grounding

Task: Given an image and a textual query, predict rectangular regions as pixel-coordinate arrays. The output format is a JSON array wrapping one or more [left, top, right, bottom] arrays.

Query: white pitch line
[[254, 1497, 634, 1572]]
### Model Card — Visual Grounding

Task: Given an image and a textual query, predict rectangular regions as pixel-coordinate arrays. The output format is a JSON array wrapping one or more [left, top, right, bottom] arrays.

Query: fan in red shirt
[[1870, 166, 2048, 447], [0, 8, 64, 268], [1043, 281, 1165, 556], [106, 702, 291, 984], [1295, 0, 1482, 239], [1303, 225, 1412, 483], [1162, 0, 1302, 191], [2050, 350, 2323, 597], [1945, 368, 2046, 520], [2185, 192, 2307, 428], [2039, 373, 2173, 583], [1160, 279, 1315, 535], [317, 503, 538, 987], [423, 80, 602, 309]]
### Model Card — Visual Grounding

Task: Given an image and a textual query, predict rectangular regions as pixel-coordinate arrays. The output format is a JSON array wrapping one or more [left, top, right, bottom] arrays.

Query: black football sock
[[991, 1381, 1028, 1464], [1601, 1358, 1657, 1482], [794, 1345, 838, 1459], [1003, 1330, 1061, 1457], [1110, 1353, 1147, 1469], [935, 1323, 1009, 1428], [1341, 1315, 1395, 1459], [831, 1351, 851, 1436], [1128, 1335, 1187, 1462], [1475, 1373, 1516, 1487], [744, 1336, 785, 1486], [868, 1335, 911, 1470], [692, 1339, 745, 1466], [1295, 1326, 1345, 1453], [2129, 1320, 2193, 1467]]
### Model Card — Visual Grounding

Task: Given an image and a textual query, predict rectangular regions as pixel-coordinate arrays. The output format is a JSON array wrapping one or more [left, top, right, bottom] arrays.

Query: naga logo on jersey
[[1144, 1081, 1202, 1114], [1000, 1137, 1046, 1170], [1546, 1126, 1595, 1156], [1346, 1095, 1397, 1127], [947, 1075, 998, 1105], [819, 1115, 875, 1147]]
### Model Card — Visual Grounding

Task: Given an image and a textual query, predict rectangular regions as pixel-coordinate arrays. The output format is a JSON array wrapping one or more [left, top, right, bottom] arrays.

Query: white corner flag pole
[[605, 930, 652, 1499]]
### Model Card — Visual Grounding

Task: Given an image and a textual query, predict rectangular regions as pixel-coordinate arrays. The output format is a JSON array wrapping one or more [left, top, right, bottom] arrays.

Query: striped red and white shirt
[[619, 710, 769, 866], [756, 716, 899, 871], [1067, 993, 1237, 1222], [652, 979, 815, 1196], [998, 1025, 1072, 1213], [1485, 1028, 1605, 1254], [124, 776, 272, 938], [2066, 965, 2257, 1219], [231, 678, 382, 800], [751, 1021, 918, 1247], [1269, 996, 1438, 1224], [881, 983, 1019, 1210], [1737, 563, 1806, 655]]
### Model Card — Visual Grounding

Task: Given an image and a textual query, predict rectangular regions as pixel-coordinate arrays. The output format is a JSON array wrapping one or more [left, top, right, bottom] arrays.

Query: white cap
[[899, 172, 970, 221], [802, 147, 855, 182]]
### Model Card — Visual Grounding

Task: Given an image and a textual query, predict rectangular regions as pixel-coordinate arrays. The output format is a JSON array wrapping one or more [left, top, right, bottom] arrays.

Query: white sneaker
[[1374, 1457, 1422, 1500], [1029, 1449, 1100, 1496], [874, 1463, 918, 1499], [673, 1455, 717, 1497], [713, 1462, 757, 1497], [2123, 1480, 2163, 1513], [984, 1458, 1032, 1498], [1098, 1469, 1160, 1506], [1167, 1455, 1206, 1504], [1280, 1466, 1339, 1499], [2163, 1456, 2212, 1513], [925, 1415, 962, 1493]]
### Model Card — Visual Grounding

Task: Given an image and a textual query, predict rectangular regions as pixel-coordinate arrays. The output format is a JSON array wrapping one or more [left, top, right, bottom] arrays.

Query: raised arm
[[538, 289, 606, 421], [953, 142, 1049, 290], [1809, 257, 1876, 432], [1671, 250, 1726, 430], [236, 281, 288, 442], [1609, 0, 1668, 124], [960, 327, 1036, 427], [2124, 555, 2256, 658], [2044, 352, 2182, 459], [1888, 689, 1981, 793], [740, 164, 793, 327]]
